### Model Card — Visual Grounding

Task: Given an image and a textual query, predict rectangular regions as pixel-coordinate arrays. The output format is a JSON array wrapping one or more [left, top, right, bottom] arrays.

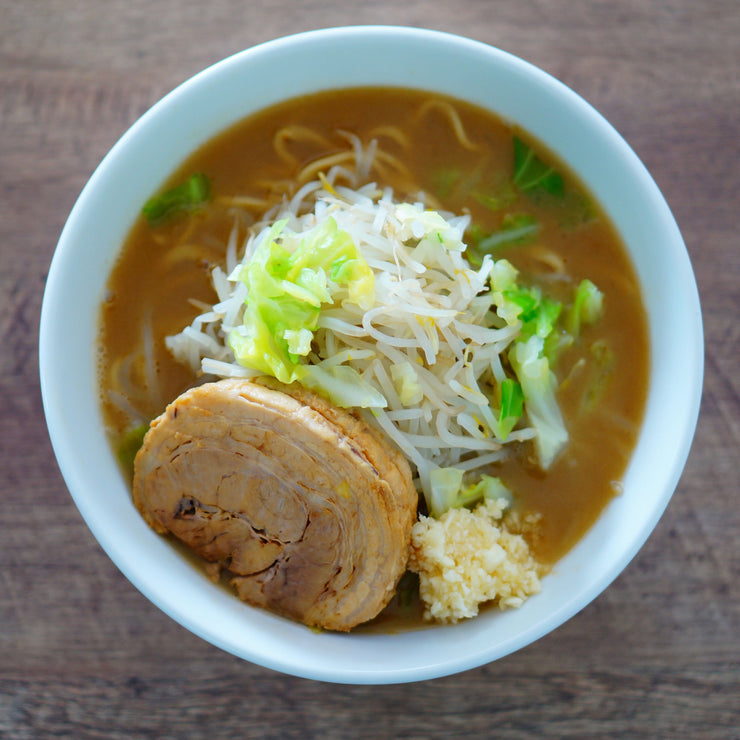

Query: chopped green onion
[[142, 172, 211, 225]]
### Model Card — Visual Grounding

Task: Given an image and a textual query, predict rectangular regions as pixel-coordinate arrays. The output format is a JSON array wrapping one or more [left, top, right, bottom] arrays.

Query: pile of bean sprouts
[[166, 156, 537, 495]]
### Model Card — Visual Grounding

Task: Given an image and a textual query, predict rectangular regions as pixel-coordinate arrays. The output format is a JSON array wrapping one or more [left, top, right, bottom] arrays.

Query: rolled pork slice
[[132, 377, 417, 631]]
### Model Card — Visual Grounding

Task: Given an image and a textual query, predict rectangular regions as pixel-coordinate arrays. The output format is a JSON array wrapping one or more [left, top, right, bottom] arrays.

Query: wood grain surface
[[1, 1, 738, 737]]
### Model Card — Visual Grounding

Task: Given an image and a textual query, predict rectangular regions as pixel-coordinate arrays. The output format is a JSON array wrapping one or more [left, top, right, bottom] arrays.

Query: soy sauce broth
[[99, 86, 649, 571]]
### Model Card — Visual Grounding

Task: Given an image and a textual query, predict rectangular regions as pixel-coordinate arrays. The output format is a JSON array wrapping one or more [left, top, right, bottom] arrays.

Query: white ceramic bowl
[[39, 26, 703, 684]]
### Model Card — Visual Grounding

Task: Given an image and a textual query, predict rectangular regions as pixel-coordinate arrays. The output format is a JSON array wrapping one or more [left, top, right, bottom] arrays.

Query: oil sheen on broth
[[99, 87, 649, 577]]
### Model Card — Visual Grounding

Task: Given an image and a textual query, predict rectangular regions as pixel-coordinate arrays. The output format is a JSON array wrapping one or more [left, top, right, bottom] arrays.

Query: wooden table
[[2, 2, 737, 737]]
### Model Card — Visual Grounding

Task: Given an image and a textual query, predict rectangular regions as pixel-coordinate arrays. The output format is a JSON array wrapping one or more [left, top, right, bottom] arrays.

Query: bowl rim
[[39, 25, 704, 684]]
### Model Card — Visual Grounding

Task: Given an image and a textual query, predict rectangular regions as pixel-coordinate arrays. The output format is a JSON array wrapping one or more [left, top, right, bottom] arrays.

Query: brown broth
[[99, 86, 649, 579]]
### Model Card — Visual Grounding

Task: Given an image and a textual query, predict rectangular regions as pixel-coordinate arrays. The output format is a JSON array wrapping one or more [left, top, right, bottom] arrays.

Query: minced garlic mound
[[408, 498, 543, 623]]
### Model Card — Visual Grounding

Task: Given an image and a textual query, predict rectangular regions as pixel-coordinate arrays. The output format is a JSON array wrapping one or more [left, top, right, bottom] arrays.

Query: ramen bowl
[[39, 26, 703, 684]]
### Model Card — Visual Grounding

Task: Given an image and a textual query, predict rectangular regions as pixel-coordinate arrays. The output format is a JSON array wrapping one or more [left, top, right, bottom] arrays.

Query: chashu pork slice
[[132, 377, 417, 631]]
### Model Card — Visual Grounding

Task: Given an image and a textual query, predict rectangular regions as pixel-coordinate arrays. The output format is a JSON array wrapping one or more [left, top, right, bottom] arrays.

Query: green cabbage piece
[[391, 361, 424, 406], [301, 364, 387, 409], [489, 261, 567, 468], [497, 378, 524, 440], [228, 217, 376, 398], [426, 467, 512, 518], [566, 278, 604, 338], [489, 256, 570, 468], [142, 173, 211, 225], [512, 136, 564, 197], [509, 335, 568, 469]]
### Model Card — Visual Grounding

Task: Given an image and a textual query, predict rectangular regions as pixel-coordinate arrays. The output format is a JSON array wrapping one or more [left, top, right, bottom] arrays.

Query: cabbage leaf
[[426, 467, 512, 518], [228, 217, 378, 401], [142, 173, 211, 225], [513, 137, 564, 197]]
